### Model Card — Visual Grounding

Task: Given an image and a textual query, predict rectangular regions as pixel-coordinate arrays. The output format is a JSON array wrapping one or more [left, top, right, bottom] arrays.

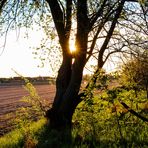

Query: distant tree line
[[0, 76, 56, 84]]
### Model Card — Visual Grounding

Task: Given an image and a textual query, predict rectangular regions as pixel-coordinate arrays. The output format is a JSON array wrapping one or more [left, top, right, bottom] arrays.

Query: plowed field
[[0, 84, 55, 136]]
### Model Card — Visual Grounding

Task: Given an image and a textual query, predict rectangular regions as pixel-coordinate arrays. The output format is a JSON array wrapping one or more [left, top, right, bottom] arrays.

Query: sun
[[69, 39, 76, 53]]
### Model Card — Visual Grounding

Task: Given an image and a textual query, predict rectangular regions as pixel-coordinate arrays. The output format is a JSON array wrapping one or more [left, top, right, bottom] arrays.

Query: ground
[[0, 84, 55, 136]]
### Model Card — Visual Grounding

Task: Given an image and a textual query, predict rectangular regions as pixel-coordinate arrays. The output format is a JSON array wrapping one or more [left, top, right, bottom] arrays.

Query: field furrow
[[0, 84, 55, 136]]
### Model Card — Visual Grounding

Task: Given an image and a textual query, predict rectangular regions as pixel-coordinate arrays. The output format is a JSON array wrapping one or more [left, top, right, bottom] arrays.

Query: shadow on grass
[[36, 125, 72, 148], [35, 123, 148, 148]]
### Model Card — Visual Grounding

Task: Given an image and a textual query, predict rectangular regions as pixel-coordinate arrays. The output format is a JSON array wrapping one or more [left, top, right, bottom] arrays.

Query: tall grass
[[0, 118, 46, 148]]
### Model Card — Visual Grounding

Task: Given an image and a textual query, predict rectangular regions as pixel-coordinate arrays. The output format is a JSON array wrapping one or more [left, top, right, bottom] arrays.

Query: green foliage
[[95, 69, 109, 90], [22, 79, 47, 115], [0, 118, 46, 148], [72, 82, 148, 147], [14, 78, 46, 126], [11, 77, 49, 146], [71, 70, 146, 146], [120, 56, 148, 89], [138, 0, 146, 5]]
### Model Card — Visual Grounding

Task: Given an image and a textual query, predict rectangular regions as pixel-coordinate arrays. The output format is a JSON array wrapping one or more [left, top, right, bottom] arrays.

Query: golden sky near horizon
[[0, 27, 118, 78], [0, 28, 52, 78]]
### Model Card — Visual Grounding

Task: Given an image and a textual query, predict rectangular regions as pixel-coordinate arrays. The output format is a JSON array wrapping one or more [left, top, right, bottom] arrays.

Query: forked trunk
[[46, 53, 86, 129], [46, 0, 89, 145], [46, 56, 85, 145]]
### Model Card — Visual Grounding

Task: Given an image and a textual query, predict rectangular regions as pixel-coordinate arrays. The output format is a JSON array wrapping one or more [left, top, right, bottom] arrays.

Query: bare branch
[[103, 46, 124, 64], [86, 24, 104, 63], [125, 0, 138, 2], [46, 0, 66, 43], [98, 0, 125, 68], [65, 0, 72, 39], [0, 0, 7, 13], [89, 0, 107, 30], [119, 99, 148, 122]]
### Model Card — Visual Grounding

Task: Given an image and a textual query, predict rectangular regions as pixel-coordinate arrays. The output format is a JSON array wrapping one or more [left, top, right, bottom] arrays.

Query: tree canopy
[[120, 51, 148, 97]]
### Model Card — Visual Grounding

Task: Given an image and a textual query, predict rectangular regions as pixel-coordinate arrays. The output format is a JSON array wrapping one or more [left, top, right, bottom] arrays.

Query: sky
[[0, 27, 119, 78], [0, 28, 53, 78]]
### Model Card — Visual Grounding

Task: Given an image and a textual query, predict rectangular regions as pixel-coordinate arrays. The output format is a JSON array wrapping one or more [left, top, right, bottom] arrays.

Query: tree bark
[[46, 0, 89, 131]]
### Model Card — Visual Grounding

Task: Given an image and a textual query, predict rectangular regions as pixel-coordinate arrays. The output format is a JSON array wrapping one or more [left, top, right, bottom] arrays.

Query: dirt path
[[0, 84, 55, 136]]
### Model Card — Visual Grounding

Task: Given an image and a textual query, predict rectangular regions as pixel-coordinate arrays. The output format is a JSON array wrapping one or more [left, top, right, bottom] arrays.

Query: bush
[[120, 56, 148, 89]]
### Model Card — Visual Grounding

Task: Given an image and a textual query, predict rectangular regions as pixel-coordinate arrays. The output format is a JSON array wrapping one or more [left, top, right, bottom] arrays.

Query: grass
[[0, 118, 46, 148], [0, 88, 148, 147], [0, 129, 24, 148]]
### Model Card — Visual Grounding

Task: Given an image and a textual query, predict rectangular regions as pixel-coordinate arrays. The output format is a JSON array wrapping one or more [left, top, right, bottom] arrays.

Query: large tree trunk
[[46, 44, 73, 128], [46, 0, 89, 131], [45, 49, 87, 145], [46, 40, 87, 131]]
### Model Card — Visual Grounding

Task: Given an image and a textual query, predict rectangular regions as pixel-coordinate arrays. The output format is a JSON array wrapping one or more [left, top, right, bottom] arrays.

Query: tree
[[45, 0, 126, 130], [0, 0, 147, 136], [45, 0, 148, 131], [120, 51, 148, 98]]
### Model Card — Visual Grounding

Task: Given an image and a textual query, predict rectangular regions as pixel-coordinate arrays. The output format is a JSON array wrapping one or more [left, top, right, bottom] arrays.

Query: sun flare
[[69, 39, 76, 53]]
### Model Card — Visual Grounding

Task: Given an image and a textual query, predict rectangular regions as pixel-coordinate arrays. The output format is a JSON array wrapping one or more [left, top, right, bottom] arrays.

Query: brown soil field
[[0, 84, 55, 136]]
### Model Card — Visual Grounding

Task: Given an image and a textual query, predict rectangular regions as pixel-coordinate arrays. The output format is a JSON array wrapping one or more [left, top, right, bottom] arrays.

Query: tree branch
[[0, 0, 7, 13], [77, 0, 89, 33], [65, 0, 72, 39], [76, 0, 89, 52], [98, 0, 125, 68], [46, 0, 66, 43], [119, 100, 148, 122], [125, 0, 138, 2], [86, 2, 119, 63], [86, 24, 103, 63], [89, 0, 107, 30]]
